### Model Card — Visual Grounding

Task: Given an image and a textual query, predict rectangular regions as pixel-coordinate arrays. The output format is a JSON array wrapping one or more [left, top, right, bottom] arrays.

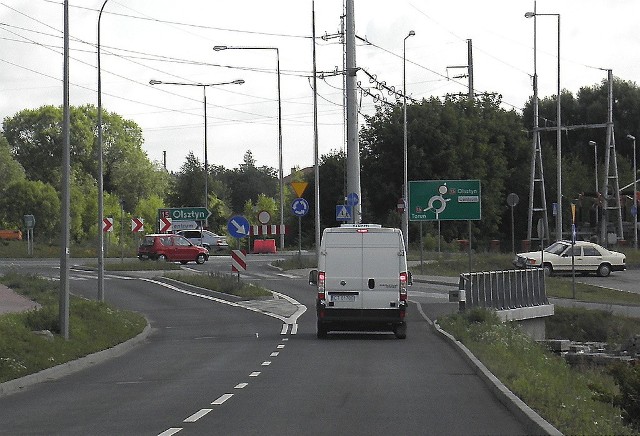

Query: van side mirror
[[309, 269, 318, 286]]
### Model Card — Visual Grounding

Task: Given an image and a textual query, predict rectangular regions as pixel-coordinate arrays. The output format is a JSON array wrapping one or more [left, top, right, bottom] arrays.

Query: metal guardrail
[[458, 269, 548, 310]]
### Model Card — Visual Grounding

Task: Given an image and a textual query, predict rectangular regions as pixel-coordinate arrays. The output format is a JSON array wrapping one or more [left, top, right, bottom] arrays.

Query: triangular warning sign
[[337, 205, 351, 219], [291, 182, 308, 198]]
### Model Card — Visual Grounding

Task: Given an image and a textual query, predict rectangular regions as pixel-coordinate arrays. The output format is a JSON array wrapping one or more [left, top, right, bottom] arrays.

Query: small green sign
[[159, 207, 211, 221], [409, 180, 481, 221]]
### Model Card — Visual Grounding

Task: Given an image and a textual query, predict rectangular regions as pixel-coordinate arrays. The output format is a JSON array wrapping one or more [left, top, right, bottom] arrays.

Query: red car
[[137, 234, 209, 264]]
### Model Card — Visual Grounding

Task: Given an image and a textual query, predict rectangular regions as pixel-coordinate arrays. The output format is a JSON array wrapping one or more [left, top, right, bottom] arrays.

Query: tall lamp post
[[213, 45, 284, 249], [589, 140, 598, 229], [97, 0, 109, 302], [628, 134, 637, 249], [525, 9, 561, 241], [402, 31, 415, 251], [149, 78, 244, 214]]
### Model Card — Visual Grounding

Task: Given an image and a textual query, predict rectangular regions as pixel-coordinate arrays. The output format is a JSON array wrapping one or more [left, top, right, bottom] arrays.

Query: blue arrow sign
[[227, 215, 250, 238], [292, 198, 309, 217], [346, 192, 359, 206], [336, 205, 352, 221]]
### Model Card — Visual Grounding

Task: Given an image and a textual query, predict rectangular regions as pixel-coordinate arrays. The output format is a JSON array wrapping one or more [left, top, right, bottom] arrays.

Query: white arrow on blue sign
[[227, 215, 250, 238], [292, 198, 309, 217]]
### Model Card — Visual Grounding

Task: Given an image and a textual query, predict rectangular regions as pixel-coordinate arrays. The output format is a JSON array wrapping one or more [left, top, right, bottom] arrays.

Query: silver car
[[513, 240, 626, 277], [177, 230, 229, 253]]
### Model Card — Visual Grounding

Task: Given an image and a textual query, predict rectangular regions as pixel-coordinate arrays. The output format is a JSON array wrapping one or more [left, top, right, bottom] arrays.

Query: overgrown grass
[[272, 254, 317, 271], [0, 271, 146, 383], [545, 277, 640, 305], [547, 306, 640, 345], [164, 272, 271, 299], [438, 308, 637, 435], [0, 239, 138, 258], [104, 260, 181, 271]]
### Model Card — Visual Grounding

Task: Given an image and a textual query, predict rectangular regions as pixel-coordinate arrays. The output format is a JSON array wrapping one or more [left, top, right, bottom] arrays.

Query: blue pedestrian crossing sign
[[336, 205, 352, 221]]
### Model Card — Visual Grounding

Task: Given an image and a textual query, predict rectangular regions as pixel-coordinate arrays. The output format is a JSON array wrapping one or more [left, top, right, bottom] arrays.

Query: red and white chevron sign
[[250, 225, 287, 236], [231, 249, 247, 272], [102, 217, 113, 233], [131, 217, 144, 232], [159, 217, 172, 233]]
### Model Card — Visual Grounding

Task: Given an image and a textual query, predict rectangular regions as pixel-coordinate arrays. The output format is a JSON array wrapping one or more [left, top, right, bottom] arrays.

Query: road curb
[[0, 321, 153, 398], [431, 320, 562, 435]]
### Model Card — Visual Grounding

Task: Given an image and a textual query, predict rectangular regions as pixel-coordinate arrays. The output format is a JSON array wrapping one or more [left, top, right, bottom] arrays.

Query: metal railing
[[459, 269, 547, 310]]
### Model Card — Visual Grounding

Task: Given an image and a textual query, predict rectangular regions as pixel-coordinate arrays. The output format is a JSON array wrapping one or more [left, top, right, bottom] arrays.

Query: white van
[[309, 224, 412, 339]]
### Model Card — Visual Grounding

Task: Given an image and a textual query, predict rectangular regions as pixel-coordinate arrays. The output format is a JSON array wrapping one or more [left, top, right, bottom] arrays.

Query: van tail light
[[317, 271, 326, 300], [399, 272, 408, 302]]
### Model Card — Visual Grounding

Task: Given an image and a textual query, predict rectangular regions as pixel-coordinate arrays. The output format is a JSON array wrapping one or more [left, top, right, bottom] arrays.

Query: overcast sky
[[1, 1, 638, 175]]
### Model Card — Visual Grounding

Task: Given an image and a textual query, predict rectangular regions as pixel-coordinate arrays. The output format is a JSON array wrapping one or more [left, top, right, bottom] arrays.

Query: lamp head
[[149, 79, 161, 85], [524, 12, 536, 18], [213, 46, 227, 51], [232, 79, 245, 85], [588, 141, 596, 146], [627, 134, 636, 141], [408, 30, 415, 37]]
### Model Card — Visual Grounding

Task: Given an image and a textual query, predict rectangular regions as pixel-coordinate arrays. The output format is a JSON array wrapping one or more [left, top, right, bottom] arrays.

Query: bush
[[546, 306, 640, 345], [610, 363, 640, 430]]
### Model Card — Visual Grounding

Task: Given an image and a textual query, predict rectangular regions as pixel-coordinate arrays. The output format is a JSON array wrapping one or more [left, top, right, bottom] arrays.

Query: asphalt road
[[0, 256, 529, 435]]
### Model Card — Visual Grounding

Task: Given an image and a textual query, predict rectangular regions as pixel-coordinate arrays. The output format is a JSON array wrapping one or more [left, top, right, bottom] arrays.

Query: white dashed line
[[211, 393, 234, 405], [249, 371, 261, 377], [183, 409, 212, 422], [235, 383, 248, 389], [277, 344, 285, 349], [261, 361, 271, 366], [270, 352, 279, 357], [158, 428, 182, 436]]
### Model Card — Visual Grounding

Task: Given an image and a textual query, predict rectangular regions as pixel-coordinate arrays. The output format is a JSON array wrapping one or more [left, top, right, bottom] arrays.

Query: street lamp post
[[526, 9, 561, 241], [97, 0, 109, 302], [402, 31, 415, 251], [149, 78, 244, 215], [589, 141, 599, 229], [213, 45, 284, 249], [628, 134, 637, 249]]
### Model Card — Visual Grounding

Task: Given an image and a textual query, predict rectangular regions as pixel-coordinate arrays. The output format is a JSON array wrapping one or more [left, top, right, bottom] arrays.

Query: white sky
[[0, 0, 638, 174]]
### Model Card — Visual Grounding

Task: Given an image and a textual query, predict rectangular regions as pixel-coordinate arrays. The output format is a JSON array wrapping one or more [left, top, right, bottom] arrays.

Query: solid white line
[[183, 409, 212, 422], [270, 352, 279, 357], [249, 371, 261, 377], [211, 393, 233, 405], [235, 383, 248, 389], [157, 428, 182, 436]]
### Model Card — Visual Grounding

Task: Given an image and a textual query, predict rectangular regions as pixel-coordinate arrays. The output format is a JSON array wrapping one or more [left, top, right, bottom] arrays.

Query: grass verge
[[0, 271, 146, 383], [438, 308, 638, 435], [272, 254, 317, 271], [163, 272, 272, 299]]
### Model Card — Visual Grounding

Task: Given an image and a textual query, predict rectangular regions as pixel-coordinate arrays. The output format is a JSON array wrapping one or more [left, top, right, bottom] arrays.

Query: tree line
[[1, 77, 639, 250]]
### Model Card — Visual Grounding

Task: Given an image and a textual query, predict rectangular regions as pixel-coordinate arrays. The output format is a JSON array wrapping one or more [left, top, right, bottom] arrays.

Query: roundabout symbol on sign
[[425, 185, 451, 219], [291, 198, 309, 217]]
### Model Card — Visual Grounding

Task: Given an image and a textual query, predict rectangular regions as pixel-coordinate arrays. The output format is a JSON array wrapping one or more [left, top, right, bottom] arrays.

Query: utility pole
[[345, 0, 361, 223], [312, 1, 321, 260], [467, 39, 474, 101]]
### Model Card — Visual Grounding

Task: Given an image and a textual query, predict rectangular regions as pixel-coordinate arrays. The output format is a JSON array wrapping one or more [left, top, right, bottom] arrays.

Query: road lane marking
[[249, 371, 261, 377], [211, 393, 233, 405], [277, 344, 285, 349], [261, 361, 271, 366], [235, 383, 248, 389], [270, 352, 279, 357], [158, 428, 182, 436], [183, 408, 212, 422]]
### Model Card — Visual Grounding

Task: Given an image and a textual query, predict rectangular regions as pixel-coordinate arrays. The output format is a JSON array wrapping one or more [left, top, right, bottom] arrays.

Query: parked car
[[177, 229, 228, 253], [512, 240, 625, 277], [137, 234, 209, 264]]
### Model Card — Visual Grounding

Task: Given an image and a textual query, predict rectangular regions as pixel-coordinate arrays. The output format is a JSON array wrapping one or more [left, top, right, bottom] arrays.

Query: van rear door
[[323, 230, 363, 310], [361, 230, 402, 309]]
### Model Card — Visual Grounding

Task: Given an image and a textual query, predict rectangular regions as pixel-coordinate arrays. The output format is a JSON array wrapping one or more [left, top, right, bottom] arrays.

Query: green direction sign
[[409, 180, 481, 221], [159, 207, 211, 221]]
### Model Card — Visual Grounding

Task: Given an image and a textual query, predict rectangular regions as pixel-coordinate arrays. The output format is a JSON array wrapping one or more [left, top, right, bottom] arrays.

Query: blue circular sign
[[227, 215, 250, 238], [347, 192, 359, 206], [291, 198, 309, 217]]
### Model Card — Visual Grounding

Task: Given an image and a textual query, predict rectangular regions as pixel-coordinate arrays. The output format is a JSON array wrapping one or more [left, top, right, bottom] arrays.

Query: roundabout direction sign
[[409, 180, 481, 221], [291, 198, 309, 217]]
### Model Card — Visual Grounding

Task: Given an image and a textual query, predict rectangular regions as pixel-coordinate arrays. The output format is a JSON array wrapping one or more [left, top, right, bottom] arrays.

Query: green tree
[[0, 179, 60, 238], [222, 150, 277, 213]]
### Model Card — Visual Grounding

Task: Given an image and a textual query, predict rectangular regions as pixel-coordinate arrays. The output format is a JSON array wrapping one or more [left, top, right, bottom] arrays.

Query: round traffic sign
[[346, 192, 359, 206], [291, 198, 309, 217], [506, 193, 519, 207], [258, 210, 271, 224], [227, 215, 250, 238]]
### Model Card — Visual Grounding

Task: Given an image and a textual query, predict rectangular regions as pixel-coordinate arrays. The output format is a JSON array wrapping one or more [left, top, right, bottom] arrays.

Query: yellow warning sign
[[291, 182, 308, 198]]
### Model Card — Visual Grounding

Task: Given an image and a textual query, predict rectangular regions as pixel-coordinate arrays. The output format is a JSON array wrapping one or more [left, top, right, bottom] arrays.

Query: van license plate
[[331, 294, 356, 302]]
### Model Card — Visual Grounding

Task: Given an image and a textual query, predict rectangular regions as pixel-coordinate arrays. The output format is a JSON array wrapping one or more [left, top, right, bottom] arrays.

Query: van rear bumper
[[316, 303, 406, 332]]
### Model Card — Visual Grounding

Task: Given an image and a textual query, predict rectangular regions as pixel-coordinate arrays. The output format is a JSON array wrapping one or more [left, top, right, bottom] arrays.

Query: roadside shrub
[[546, 306, 640, 345], [610, 363, 640, 430], [24, 306, 59, 333]]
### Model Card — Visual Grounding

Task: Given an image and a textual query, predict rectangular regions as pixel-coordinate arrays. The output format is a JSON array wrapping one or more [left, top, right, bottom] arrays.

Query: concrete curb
[[0, 322, 153, 398], [431, 320, 562, 435]]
